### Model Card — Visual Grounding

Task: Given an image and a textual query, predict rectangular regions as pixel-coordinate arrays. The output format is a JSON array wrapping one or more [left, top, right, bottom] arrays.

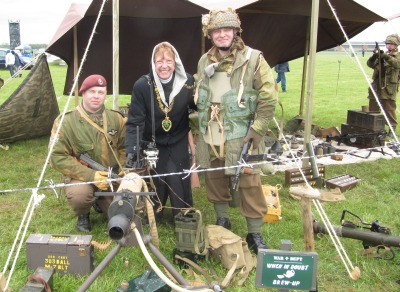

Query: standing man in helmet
[[367, 34, 400, 137], [194, 8, 278, 254]]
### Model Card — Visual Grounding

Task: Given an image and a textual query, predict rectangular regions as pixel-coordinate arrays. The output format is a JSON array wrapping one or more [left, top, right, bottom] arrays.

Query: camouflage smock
[[367, 49, 400, 100], [49, 104, 126, 182], [194, 38, 277, 173]]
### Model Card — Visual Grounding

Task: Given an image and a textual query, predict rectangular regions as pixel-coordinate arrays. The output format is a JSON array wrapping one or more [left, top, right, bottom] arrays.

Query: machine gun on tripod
[[313, 210, 400, 260], [77, 150, 218, 292]]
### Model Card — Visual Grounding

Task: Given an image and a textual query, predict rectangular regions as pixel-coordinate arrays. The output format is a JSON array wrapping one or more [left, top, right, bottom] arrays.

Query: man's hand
[[373, 48, 384, 55], [94, 171, 109, 190], [243, 128, 263, 149], [125, 152, 137, 168], [381, 53, 390, 61]]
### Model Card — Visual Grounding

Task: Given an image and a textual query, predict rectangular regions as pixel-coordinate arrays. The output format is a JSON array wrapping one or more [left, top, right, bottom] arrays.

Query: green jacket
[[195, 43, 277, 173], [367, 50, 400, 100], [49, 105, 126, 182]]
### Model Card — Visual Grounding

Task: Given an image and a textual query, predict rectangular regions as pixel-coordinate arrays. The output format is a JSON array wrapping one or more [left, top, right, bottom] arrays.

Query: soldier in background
[[195, 8, 278, 254], [367, 34, 400, 138], [49, 75, 126, 232], [275, 62, 290, 92]]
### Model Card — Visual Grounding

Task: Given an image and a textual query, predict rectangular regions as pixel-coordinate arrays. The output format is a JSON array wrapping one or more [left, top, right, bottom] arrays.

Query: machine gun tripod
[[78, 171, 219, 292]]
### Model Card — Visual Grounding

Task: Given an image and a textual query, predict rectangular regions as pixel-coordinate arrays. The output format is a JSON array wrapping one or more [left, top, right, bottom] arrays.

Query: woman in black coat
[[125, 42, 196, 221]]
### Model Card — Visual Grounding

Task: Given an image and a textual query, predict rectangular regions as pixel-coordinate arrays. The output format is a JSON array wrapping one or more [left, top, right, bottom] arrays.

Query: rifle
[[374, 42, 386, 89], [326, 129, 387, 146], [242, 153, 282, 165], [79, 153, 121, 179], [313, 210, 399, 260], [232, 119, 254, 191]]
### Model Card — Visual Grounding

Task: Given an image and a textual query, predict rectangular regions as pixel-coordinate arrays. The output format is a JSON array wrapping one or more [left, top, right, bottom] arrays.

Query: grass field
[[1, 51, 400, 292]]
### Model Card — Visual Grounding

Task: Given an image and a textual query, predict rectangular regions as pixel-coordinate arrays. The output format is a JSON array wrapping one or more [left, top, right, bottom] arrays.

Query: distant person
[[362, 47, 365, 57], [275, 62, 290, 92], [11, 51, 22, 77], [5, 50, 16, 77], [367, 34, 400, 137], [49, 74, 126, 232]]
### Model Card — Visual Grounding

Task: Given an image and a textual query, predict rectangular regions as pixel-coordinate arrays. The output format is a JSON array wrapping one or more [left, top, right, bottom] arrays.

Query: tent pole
[[303, 0, 319, 172], [74, 26, 79, 106], [112, 0, 119, 110], [299, 18, 311, 116], [302, 0, 320, 253]]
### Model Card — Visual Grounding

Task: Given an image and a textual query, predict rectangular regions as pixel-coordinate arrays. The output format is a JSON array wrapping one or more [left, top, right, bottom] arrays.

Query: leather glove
[[125, 152, 137, 168], [373, 47, 383, 54], [243, 128, 263, 149], [370, 53, 378, 61], [94, 171, 109, 190], [381, 53, 390, 61]]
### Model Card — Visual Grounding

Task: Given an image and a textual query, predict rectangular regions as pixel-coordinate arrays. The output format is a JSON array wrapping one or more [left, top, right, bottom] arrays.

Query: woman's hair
[[153, 42, 175, 62]]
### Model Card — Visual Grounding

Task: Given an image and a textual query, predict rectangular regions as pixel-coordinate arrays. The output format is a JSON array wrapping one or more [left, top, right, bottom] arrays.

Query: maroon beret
[[79, 74, 107, 94]]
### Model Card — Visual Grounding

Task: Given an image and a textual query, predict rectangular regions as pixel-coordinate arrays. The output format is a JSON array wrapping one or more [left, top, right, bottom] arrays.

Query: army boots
[[246, 233, 269, 254], [77, 213, 92, 232], [216, 217, 231, 230]]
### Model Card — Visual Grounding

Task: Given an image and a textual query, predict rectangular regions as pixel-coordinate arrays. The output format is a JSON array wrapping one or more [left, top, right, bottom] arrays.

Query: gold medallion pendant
[[154, 81, 174, 132], [162, 116, 172, 132]]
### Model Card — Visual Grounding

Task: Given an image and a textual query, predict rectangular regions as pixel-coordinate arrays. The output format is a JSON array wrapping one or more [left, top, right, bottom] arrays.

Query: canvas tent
[[46, 0, 385, 96], [0, 54, 59, 143]]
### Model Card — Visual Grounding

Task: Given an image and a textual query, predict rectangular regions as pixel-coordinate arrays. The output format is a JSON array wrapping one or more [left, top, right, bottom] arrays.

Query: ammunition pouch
[[174, 210, 208, 255]]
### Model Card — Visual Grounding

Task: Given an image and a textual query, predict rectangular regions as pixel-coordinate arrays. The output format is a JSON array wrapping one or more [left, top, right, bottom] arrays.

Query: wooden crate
[[346, 110, 385, 131], [340, 123, 386, 148], [284, 164, 325, 187], [325, 174, 362, 192]]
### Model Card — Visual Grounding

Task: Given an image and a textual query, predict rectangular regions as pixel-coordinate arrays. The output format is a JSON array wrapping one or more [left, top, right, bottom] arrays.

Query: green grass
[[1, 52, 400, 291]]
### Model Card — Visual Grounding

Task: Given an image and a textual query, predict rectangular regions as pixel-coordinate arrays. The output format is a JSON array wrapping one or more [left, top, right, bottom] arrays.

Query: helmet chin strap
[[218, 47, 230, 51]]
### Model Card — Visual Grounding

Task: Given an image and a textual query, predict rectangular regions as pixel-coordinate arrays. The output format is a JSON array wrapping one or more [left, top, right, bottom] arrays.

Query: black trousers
[[152, 136, 193, 217]]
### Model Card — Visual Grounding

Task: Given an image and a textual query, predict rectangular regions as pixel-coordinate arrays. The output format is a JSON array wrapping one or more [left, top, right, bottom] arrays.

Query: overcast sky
[[0, 0, 398, 45]]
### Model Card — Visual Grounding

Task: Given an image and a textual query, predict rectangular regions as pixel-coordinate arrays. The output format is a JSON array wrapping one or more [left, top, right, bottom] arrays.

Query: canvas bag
[[206, 225, 256, 287]]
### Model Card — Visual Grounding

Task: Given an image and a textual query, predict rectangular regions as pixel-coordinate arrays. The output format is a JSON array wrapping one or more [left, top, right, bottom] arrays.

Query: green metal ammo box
[[26, 234, 94, 275]]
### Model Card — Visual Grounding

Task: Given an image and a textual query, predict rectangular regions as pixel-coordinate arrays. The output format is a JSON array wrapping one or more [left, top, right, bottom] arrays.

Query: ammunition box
[[325, 174, 362, 192], [262, 185, 282, 223], [20, 267, 54, 292], [340, 123, 385, 148], [26, 234, 94, 275], [284, 164, 325, 187], [346, 110, 385, 131]]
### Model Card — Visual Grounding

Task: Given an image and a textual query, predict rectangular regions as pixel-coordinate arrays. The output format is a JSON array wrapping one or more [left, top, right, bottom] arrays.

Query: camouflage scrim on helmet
[[385, 34, 400, 46], [202, 8, 242, 38]]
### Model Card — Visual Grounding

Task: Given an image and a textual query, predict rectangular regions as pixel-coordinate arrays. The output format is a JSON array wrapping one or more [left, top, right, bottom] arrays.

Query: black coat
[[125, 73, 196, 153]]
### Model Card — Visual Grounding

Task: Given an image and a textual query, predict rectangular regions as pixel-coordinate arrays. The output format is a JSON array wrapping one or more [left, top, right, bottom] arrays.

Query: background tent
[[46, 0, 385, 95], [0, 54, 59, 143]]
